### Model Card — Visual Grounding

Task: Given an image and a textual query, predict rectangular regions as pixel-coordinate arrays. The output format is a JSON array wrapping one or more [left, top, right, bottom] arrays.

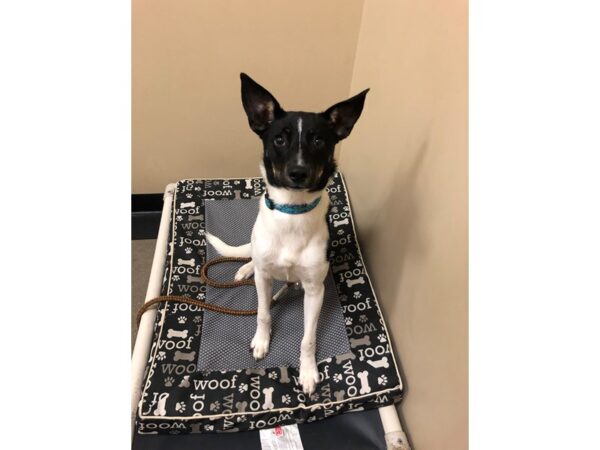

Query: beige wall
[[133, 1, 467, 448], [339, 0, 468, 448], [133, 0, 364, 193]]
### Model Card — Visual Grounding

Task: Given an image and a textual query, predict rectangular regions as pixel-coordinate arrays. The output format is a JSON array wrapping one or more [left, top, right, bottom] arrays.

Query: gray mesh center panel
[[197, 197, 351, 371]]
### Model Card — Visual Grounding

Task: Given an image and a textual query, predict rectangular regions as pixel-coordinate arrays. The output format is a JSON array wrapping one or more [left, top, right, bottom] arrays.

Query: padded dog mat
[[136, 173, 403, 435]]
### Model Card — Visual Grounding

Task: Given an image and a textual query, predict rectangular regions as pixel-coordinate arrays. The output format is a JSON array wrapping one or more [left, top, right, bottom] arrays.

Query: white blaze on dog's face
[[240, 73, 369, 192]]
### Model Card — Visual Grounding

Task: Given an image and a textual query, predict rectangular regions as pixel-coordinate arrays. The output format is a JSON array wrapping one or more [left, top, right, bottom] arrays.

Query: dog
[[206, 73, 368, 394]]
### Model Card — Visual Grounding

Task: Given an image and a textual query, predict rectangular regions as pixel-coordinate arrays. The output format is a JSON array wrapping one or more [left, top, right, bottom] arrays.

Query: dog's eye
[[273, 135, 286, 147], [313, 136, 325, 149]]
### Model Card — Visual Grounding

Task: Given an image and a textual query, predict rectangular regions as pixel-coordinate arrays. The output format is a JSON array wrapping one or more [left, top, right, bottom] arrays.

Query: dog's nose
[[287, 166, 309, 184]]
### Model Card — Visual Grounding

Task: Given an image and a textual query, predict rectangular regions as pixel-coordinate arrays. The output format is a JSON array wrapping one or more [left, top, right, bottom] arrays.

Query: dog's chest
[[251, 209, 329, 283]]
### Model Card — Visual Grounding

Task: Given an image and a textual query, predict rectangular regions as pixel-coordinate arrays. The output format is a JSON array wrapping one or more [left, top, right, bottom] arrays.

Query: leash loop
[[136, 257, 292, 326]]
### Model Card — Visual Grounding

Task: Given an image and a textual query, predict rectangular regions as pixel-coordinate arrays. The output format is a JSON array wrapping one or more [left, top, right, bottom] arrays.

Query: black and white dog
[[207, 73, 368, 394]]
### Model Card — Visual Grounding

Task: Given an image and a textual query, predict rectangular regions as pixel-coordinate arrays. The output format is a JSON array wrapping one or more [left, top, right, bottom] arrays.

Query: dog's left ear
[[323, 89, 370, 140], [240, 73, 284, 134]]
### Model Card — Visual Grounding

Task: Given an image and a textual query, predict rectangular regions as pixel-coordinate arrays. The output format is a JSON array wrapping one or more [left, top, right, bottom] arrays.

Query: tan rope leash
[[200, 256, 254, 288], [136, 256, 285, 326]]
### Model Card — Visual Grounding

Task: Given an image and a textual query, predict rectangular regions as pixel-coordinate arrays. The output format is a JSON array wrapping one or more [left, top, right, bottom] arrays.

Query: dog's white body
[[207, 165, 330, 394]]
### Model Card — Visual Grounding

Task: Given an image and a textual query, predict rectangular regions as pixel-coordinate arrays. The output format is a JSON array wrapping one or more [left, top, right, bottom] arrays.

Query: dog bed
[[134, 173, 404, 435]]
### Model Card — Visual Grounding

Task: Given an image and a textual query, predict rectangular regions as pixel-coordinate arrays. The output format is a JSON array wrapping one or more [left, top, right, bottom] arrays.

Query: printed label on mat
[[259, 424, 304, 450]]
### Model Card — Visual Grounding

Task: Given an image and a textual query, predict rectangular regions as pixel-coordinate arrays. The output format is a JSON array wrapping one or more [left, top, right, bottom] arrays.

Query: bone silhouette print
[[333, 390, 345, 402], [346, 276, 365, 288], [153, 393, 169, 416], [167, 329, 188, 339], [178, 375, 191, 388], [333, 218, 349, 227], [235, 401, 248, 413], [349, 335, 371, 348], [335, 352, 356, 364], [174, 350, 196, 362], [367, 356, 390, 369], [279, 366, 291, 383], [262, 387, 275, 410], [357, 371, 371, 394], [186, 275, 202, 283], [178, 258, 196, 267]]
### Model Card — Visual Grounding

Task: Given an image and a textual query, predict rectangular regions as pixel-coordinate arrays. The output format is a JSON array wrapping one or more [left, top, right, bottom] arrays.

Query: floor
[[131, 239, 156, 352]]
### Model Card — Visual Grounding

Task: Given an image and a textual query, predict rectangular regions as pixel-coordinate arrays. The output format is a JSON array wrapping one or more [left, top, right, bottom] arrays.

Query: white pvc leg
[[131, 183, 176, 436], [379, 405, 411, 450]]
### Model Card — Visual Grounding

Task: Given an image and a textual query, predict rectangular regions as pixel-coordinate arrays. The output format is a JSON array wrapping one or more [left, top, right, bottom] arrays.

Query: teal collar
[[264, 192, 321, 215]]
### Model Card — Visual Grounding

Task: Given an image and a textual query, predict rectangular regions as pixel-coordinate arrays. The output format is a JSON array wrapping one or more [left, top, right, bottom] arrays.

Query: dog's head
[[240, 73, 368, 192]]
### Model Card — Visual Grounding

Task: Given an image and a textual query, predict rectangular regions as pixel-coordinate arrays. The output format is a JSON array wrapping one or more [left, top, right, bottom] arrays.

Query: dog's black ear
[[240, 73, 284, 134], [323, 89, 369, 140]]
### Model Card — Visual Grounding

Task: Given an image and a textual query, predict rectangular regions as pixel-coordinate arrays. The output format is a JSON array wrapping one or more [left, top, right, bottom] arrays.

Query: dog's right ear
[[240, 73, 284, 134]]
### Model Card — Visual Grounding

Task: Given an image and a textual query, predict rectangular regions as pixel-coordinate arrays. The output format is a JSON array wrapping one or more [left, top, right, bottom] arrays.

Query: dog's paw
[[250, 331, 270, 360], [298, 360, 320, 395], [235, 262, 254, 281]]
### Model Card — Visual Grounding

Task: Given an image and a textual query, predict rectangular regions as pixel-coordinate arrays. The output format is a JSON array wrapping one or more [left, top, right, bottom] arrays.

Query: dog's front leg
[[299, 280, 325, 395], [250, 268, 272, 360]]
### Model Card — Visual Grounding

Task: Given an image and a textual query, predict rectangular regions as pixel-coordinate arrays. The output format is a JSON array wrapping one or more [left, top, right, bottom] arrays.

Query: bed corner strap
[[136, 256, 260, 327]]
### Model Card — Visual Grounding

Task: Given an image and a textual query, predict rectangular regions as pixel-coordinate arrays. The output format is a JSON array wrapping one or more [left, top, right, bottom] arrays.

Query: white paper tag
[[259, 424, 304, 450]]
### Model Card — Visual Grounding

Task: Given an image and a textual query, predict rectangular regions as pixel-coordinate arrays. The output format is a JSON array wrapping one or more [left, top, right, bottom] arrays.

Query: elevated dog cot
[[132, 173, 409, 450]]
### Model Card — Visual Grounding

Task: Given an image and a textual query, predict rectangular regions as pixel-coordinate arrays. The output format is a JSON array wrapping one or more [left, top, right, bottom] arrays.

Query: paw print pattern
[[337, 229, 345, 235], [345, 317, 353, 326], [355, 260, 363, 267], [333, 373, 343, 383], [238, 383, 248, 393], [353, 291, 362, 299], [185, 247, 193, 254], [339, 295, 348, 303], [178, 316, 187, 324], [377, 333, 387, 343], [186, 231, 193, 237], [186, 193, 193, 198], [209, 401, 220, 412], [378, 375, 388, 386], [359, 314, 368, 323], [268, 371, 278, 380], [156, 351, 166, 361], [176, 215, 183, 222], [193, 315, 202, 323], [236, 415, 247, 423], [164, 376, 174, 387], [204, 424, 214, 431], [281, 394, 291, 405], [175, 401, 186, 412]]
